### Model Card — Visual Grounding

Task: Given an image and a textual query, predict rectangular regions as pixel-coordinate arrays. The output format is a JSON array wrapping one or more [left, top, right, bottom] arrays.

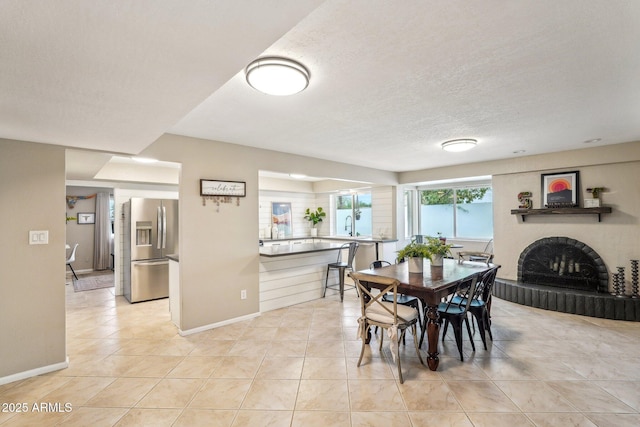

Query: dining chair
[[459, 239, 494, 264], [66, 243, 79, 281], [438, 274, 480, 361], [449, 266, 500, 350], [458, 250, 494, 265], [323, 241, 359, 302], [372, 260, 425, 346], [349, 272, 424, 383]]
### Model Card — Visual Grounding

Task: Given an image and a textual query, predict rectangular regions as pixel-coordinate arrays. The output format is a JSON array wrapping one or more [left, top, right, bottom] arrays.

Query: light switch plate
[[29, 230, 49, 245]]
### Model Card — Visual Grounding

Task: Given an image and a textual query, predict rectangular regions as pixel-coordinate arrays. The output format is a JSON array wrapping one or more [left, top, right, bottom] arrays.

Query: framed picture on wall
[[541, 171, 579, 208], [77, 212, 96, 224], [271, 202, 292, 237]]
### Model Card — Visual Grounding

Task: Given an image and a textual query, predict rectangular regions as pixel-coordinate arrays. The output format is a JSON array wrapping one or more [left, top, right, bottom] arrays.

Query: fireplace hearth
[[494, 237, 640, 321]]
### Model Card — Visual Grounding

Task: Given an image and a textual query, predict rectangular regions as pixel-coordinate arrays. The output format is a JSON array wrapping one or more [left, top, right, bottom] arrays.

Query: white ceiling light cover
[[441, 139, 478, 152], [245, 57, 310, 96]]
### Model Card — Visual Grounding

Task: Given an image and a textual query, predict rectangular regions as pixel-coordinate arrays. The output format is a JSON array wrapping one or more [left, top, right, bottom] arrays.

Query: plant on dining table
[[396, 238, 431, 263], [424, 236, 453, 257]]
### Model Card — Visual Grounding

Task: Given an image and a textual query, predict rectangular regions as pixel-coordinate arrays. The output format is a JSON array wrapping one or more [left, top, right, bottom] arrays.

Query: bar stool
[[323, 242, 359, 302]]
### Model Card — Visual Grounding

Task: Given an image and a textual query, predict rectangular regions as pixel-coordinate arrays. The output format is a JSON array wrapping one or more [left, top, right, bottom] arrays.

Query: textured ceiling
[[3, 1, 640, 176]]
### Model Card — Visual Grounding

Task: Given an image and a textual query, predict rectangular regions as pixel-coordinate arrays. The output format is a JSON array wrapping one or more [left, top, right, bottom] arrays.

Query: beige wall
[[142, 134, 398, 331], [0, 139, 66, 379], [493, 160, 639, 283], [3, 132, 637, 381], [402, 141, 640, 287]]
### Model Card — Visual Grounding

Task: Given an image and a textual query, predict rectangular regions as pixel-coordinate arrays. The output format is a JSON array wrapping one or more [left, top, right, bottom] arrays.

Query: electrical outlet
[[240, 289, 247, 300]]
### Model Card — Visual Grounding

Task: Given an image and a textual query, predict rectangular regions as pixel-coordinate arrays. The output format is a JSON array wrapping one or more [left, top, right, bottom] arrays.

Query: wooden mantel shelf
[[510, 207, 612, 222]]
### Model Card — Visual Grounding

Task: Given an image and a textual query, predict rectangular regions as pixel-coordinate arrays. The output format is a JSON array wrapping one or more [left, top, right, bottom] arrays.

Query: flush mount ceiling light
[[441, 139, 477, 152], [245, 57, 310, 96]]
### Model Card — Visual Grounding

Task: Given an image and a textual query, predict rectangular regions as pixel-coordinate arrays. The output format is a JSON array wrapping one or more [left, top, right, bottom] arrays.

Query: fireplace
[[494, 236, 640, 321], [517, 237, 609, 293]]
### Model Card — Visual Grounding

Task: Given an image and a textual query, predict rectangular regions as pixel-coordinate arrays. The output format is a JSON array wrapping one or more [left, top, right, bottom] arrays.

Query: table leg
[[339, 266, 345, 302], [425, 304, 441, 371]]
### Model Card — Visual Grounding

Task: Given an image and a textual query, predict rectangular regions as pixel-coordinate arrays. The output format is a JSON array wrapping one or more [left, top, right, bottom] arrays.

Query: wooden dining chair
[[349, 272, 424, 383], [372, 260, 425, 346]]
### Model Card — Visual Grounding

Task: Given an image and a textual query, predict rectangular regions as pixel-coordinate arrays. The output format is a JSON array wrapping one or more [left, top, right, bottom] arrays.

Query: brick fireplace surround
[[494, 236, 640, 321]]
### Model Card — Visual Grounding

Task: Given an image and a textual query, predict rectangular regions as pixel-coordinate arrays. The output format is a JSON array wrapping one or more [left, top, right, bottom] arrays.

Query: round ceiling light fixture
[[245, 57, 310, 96], [441, 139, 478, 152]]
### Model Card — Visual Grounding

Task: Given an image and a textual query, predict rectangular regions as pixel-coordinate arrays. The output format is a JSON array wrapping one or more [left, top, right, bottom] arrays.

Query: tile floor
[[2, 276, 640, 426]]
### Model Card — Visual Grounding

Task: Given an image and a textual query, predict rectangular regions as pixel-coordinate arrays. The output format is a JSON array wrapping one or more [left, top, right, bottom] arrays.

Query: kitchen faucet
[[345, 215, 353, 236]]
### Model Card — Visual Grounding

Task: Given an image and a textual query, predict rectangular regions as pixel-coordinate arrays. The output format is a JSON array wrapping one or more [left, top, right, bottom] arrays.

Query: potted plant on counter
[[304, 207, 326, 237], [424, 236, 453, 267], [396, 238, 431, 273]]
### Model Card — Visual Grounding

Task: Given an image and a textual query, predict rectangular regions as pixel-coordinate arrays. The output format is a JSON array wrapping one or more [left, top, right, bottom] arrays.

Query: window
[[334, 192, 372, 237], [403, 189, 415, 239], [419, 186, 493, 239]]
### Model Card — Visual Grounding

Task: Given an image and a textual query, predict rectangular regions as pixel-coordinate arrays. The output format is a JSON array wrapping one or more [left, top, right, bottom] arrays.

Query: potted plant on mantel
[[396, 238, 431, 273], [304, 207, 326, 237]]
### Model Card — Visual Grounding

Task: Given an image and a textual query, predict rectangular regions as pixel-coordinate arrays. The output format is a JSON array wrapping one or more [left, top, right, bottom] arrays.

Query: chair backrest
[[370, 260, 392, 269], [479, 266, 499, 302], [67, 243, 79, 264], [441, 274, 480, 313], [350, 272, 412, 323], [483, 239, 494, 254], [457, 251, 494, 265], [339, 241, 358, 268]]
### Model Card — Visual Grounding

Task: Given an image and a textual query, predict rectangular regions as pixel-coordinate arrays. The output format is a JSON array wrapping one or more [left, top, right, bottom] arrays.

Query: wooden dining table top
[[356, 258, 497, 305]]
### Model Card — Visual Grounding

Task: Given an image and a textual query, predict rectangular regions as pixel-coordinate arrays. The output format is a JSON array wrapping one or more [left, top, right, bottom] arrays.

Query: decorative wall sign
[[200, 179, 246, 197], [541, 171, 579, 208], [77, 212, 95, 224]]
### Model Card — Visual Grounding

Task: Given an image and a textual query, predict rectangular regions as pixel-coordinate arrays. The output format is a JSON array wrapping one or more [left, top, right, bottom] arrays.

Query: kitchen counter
[[259, 242, 344, 257]]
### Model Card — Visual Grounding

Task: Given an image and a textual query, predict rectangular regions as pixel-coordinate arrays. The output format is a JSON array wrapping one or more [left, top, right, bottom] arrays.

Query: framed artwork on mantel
[[541, 171, 579, 208]]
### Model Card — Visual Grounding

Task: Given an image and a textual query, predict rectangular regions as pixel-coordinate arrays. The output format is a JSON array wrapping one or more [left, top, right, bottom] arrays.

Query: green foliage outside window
[[420, 188, 489, 205]]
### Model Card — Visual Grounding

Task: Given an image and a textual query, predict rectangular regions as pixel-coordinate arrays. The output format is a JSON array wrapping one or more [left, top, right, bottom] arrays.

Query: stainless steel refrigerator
[[123, 198, 178, 303]]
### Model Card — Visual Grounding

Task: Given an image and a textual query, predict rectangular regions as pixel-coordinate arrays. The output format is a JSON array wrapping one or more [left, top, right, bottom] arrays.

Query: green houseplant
[[304, 207, 326, 236], [396, 238, 431, 273], [424, 236, 453, 266]]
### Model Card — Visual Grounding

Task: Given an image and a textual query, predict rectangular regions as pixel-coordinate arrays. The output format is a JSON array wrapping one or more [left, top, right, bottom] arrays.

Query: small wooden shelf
[[510, 207, 612, 222]]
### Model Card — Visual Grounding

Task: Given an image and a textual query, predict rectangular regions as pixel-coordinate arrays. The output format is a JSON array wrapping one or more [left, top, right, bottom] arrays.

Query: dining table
[[355, 258, 498, 371]]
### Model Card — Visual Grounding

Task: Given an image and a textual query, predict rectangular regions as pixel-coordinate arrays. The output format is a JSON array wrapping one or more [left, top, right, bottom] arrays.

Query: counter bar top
[[259, 242, 345, 257]]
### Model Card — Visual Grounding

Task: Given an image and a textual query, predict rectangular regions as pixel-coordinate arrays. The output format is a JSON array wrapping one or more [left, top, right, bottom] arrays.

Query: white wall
[[259, 190, 319, 238]]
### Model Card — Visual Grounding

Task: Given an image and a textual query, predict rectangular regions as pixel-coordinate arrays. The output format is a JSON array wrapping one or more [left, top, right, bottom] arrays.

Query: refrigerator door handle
[[132, 260, 169, 267], [157, 206, 162, 249], [162, 206, 167, 249]]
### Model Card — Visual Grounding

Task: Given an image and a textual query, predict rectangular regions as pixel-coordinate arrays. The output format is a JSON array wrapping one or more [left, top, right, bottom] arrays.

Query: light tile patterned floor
[[2, 276, 640, 426]]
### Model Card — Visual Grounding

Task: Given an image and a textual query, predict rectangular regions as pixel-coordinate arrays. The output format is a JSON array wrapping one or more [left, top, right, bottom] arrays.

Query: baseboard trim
[[0, 357, 69, 386], [178, 312, 260, 336]]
